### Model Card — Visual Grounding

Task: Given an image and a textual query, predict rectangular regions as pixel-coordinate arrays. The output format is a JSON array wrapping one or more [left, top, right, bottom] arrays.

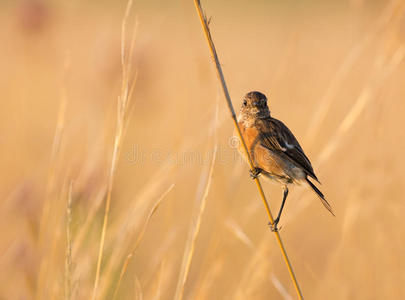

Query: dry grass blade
[[190, 258, 223, 300], [318, 45, 405, 165], [283, 14, 405, 225], [112, 184, 175, 300], [226, 219, 255, 250], [174, 144, 217, 300], [39, 53, 70, 242], [134, 275, 143, 300], [270, 273, 293, 300], [233, 240, 271, 300], [72, 187, 106, 258], [36, 53, 70, 299], [91, 0, 137, 298], [304, 0, 404, 144], [285, 44, 405, 224], [193, 0, 303, 298], [98, 173, 175, 298], [64, 181, 73, 300], [151, 261, 165, 300]]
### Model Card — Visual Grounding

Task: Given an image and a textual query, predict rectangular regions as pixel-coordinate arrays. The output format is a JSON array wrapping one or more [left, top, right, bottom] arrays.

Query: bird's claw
[[268, 218, 281, 232], [249, 168, 261, 179]]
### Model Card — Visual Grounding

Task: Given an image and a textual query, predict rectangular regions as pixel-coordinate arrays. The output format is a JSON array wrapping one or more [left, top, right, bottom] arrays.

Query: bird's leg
[[269, 185, 289, 232], [249, 167, 262, 179]]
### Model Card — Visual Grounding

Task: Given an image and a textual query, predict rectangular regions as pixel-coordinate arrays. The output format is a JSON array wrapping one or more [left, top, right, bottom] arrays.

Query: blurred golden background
[[1, 0, 405, 299]]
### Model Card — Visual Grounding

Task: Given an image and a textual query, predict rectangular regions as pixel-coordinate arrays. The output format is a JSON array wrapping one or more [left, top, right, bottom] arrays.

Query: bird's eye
[[243, 100, 247, 106]]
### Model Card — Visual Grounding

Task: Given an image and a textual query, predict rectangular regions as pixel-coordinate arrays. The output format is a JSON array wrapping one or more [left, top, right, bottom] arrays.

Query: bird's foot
[[268, 218, 280, 232], [249, 168, 261, 179]]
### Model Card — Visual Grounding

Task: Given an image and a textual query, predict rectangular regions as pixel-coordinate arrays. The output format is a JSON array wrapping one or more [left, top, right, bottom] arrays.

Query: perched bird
[[236, 91, 334, 231]]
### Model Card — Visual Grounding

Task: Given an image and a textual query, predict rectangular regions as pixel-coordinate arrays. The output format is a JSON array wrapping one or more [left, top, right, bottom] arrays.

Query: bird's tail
[[306, 177, 335, 216]]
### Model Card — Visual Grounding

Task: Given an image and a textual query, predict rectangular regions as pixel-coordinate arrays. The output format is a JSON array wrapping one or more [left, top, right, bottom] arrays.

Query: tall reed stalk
[[193, 1, 304, 299]]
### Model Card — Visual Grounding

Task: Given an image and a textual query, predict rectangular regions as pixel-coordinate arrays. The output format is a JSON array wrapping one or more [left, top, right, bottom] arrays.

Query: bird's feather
[[257, 117, 319, 182], [306, 177, 335, 216]]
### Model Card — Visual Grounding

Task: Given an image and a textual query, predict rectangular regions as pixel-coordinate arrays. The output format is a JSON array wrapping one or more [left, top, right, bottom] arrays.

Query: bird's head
[[238, 91, 270, 122]]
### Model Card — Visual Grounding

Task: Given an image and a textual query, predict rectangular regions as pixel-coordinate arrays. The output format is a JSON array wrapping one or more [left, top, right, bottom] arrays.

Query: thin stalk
[[91, 0, 137, 298], [64, 181, 73, 300], [112, 184, 175, 300], [192, 1, 304, 299], [174, 145, 218, 300]]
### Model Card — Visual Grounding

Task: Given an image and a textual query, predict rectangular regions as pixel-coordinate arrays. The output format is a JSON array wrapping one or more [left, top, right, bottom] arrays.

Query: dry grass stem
[[174, 144, 217, 300], [226, 219, 255, 250], [98, 173, 175, 298], [36, 54, 70, 300], [64, 181, 73, 300], [91, 0, 137, 298], [304, 0, 404, 144], [270, 273, 293, 300], [134, 275, 143, 300], [112, 183, 175, 300], [318, 45, 405, 165]]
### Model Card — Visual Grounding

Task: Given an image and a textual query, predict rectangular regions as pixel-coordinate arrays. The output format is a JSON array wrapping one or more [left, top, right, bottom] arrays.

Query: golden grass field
[[1, 0, 405, 299]]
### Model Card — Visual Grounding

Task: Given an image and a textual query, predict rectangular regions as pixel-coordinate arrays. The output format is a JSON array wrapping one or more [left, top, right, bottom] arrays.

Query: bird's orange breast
[[237, 121, 285, 177]]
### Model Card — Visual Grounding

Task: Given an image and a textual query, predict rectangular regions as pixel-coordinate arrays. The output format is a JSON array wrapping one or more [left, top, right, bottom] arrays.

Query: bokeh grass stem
[[91, 0, 137, 298]]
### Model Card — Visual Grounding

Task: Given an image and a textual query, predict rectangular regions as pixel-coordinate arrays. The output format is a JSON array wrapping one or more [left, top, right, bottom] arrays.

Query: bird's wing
[[259, 118, 319, 182]]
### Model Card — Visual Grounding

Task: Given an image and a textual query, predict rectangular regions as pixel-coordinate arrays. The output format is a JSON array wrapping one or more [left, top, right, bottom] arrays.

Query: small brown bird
[[236, 91, 334, 231]]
